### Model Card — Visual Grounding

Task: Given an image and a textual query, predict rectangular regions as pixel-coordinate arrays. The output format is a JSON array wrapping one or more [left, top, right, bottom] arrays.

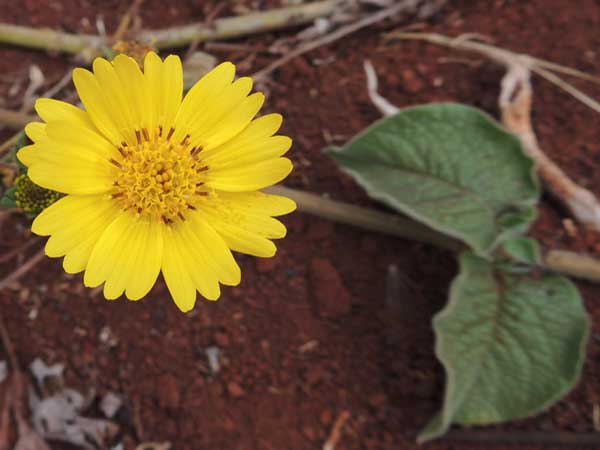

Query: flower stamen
[[110, 126, 209, 224]]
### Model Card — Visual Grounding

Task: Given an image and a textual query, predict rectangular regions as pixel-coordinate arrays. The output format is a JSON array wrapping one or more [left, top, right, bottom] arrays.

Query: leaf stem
[[266, 185, 463, 252], [268, 185, 600, 283]]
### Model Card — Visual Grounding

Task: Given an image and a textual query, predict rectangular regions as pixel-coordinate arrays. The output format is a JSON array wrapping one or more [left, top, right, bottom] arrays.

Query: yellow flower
[[18, 52, 295, 312]]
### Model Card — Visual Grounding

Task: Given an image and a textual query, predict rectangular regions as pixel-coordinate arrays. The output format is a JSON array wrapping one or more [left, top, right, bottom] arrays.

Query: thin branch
[[0, 248, 46, 291], [323, 410, 351, 450], [253, 0, 423, 81], [0, 23, 101, 55], [390, 32, 600, 115], [113, 0, 146, 42], [0, 108, 36, 130], [0, 313, 18, 370], [268, 184, 600, 282], [145, 0, 343, 50], [363, 60, 400, 116], [532, 65, 600, 114], [544, 250, 600, 283], [0, 131, 21, 159], [0, 1, 343, 59], [0, 237, 43, 264], [500, 64, 600, 231]]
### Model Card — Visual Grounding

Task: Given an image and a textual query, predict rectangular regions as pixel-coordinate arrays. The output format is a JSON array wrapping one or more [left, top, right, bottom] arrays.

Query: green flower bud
[[14, 174, 61, 215]]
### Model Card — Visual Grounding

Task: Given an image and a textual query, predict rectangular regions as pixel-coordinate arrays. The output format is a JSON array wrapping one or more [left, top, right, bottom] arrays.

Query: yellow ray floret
[[18, 52, 295, 312]]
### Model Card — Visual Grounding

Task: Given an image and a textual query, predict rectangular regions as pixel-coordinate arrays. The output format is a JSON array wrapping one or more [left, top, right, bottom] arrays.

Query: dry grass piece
[[323, 410, 351, 450]]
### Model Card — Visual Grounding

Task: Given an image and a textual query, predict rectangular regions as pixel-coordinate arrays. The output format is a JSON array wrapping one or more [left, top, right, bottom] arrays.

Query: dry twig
[[0, 237, 43, 265], [0, 1, 343, 60], [253, 0, 430, 81], [0, 131, 21, 159], [323, 410, 351, 450], [0, 248, 46, 291], [0, 389, 11, 450], [500, 63, 600, 231], [363, 60, 400, 116], [0, 108, 36, 130], [113, 0, 146, 42]]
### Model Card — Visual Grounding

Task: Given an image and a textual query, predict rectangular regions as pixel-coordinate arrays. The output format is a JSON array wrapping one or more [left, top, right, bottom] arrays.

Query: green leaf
[[500, 236, 541, 265], [418, 252, 590, 442], [325, 103, 540, 256], [0, 186, 16, 208]]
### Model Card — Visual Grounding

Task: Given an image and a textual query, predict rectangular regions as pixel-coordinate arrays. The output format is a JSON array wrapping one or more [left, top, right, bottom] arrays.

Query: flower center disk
[[111, 128, 207, 223]]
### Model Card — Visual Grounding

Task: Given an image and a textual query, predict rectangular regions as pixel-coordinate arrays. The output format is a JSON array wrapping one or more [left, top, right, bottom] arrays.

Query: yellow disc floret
[[111, 127, 208, 224]]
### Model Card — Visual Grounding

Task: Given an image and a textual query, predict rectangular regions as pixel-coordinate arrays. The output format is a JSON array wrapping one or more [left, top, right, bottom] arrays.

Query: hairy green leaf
[[419, 252, 589, 442], [325, 103, 539, 255]]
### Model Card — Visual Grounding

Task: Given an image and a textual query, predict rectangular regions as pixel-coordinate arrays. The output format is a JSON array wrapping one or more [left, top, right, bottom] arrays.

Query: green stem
[[266, 185, 464, 252], [268, 185, 600, 283]]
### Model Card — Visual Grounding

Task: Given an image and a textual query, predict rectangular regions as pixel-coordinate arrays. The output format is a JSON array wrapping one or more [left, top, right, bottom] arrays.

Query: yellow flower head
[[18, 52, 295, 312]]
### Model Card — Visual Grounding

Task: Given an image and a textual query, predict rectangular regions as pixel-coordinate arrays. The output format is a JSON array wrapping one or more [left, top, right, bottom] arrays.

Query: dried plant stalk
[[0, 0, 342, 60], [500, 64, 600, 231]]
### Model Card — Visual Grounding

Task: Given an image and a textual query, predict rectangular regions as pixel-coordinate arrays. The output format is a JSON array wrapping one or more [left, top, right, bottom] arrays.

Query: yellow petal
[[72, 67, 126, 145], [205, 135, 292, 170], [217, 191, 296, 216], [26, 121, 117, 195], [91, 57, 137, 143], [185, 213, 241, 286], [28, 162, 115, 195], [24, 122, 47, 143], [112, 54, 148, 132], [200, 92, 265, 150], [173, 62, 236, 143], [143, 52, 183, 133], [17, 144, 40, 167], [35, 98, 95, 130], [32, 194, 119, 274], [206, 158, 293, 191], [201, 191, 294, 257], [161, 225, 219, 311], [84, 212, 163, 301], [202, 113, 282, 157]]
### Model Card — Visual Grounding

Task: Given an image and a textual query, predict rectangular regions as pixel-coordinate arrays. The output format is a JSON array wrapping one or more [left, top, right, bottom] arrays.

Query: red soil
[[0, 1, 599, 449]]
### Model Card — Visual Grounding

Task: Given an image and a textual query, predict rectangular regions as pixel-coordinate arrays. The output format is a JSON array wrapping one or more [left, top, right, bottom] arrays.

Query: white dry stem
[[363, 60, 399, 116], [30, 357, 64, 389], [393, 32, 600, 113], [20, 65, 45, 113], [500, 64, 600, 231]]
